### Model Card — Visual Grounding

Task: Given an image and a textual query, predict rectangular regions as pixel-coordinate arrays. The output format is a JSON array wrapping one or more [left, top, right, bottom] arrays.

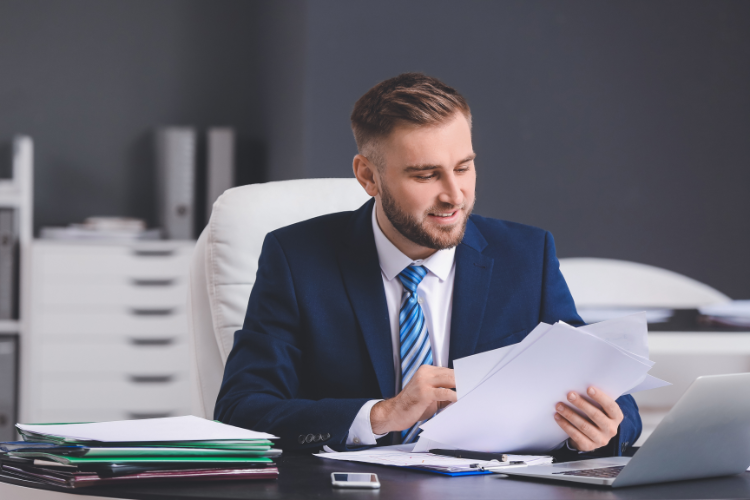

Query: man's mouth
[[427, 209, 461, 223]]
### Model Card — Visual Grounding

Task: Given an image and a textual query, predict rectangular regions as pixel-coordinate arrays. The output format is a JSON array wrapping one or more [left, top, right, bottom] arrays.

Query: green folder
[[11, 447, 278, 458], [11, 453, 274, 466]]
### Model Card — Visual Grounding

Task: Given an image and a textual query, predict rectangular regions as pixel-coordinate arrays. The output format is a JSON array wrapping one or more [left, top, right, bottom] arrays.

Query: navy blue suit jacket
[[215, 199, 641, 454]]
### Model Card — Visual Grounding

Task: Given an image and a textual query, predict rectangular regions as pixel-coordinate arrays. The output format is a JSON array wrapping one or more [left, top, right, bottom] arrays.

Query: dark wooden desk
[[2, 454, 750, 500]]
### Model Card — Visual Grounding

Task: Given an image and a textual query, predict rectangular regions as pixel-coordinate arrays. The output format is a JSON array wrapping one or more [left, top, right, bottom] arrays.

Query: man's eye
[[416, 174, 436, 180]]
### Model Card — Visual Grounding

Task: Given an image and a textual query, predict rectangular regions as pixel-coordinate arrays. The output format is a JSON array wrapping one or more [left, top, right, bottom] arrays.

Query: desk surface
[[2, 454, 750, 500]]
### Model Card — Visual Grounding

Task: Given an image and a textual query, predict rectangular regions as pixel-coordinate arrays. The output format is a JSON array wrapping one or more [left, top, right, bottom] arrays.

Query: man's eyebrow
[[403, 154, 476, 172], [403, 165, 439, 172], [459, 153, 477, 164]]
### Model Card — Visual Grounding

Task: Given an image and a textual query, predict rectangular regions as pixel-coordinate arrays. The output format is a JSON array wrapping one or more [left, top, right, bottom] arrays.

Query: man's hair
[[350, 73, 471, 166]]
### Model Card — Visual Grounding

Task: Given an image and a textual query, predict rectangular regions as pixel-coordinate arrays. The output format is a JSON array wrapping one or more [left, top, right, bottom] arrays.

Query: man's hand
[[554, 386, 624, 452], [370, 366, 456, 435]]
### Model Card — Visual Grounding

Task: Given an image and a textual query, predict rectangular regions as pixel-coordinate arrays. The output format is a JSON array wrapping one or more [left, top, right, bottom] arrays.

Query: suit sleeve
[[214, 233, 370, 451], [540, 231, 643, 457]]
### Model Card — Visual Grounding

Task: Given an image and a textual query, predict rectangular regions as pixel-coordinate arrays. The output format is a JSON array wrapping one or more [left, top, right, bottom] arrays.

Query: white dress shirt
[[345, 207, 456, 446]]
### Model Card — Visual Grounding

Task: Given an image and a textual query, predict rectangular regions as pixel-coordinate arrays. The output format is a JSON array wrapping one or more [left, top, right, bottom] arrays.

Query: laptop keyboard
[[552, 465, 625, 478]]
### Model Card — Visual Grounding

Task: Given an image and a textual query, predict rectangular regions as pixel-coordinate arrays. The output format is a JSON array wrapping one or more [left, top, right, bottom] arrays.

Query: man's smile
[[427, 208, 462, 224]]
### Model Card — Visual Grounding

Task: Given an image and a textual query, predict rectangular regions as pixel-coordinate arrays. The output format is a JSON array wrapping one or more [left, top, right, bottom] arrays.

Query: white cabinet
[[23, 240, 194, 423]]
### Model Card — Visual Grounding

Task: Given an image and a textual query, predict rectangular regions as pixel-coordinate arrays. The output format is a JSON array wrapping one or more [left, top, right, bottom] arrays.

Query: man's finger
[[586, 387, 624, 422], [554, 413, 595, 452], [434, 387, 458, 403], [408, 366, 455, 389], [556, 403, 603, 443], [424, 367, 456, 388], [566, 392, 612, 430]]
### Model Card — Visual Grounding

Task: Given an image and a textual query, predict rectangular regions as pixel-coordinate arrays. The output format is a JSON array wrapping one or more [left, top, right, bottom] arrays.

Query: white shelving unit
[[0, 136, 33, 429]]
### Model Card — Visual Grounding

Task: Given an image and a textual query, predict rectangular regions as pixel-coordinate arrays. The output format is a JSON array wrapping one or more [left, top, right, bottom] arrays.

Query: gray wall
[[1, 0, 748, 298], [0, 0, 264, 230], [292, 0, 750, 299]]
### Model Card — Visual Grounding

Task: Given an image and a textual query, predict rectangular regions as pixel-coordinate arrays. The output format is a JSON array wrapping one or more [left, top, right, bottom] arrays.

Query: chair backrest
[[187, 178, 371, 418], [558, 257, 730, 309]]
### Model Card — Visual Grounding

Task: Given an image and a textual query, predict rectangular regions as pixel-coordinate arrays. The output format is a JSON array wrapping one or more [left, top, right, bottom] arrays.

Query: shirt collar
[[371, 204, 456, 282]]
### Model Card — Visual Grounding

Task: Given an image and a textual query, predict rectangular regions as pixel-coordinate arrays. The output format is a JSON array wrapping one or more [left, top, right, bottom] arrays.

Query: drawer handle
[[132, 249, 176, 257], [129, 338, 175, 346], [129, 375, 174, 383], [130, 308, 175, 316], [127, 412, 173, 419], [131, 278, 176, 287]]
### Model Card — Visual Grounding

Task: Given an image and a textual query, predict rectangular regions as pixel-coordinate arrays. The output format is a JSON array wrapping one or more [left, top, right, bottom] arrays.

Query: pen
[[430, 449, 509, 462]]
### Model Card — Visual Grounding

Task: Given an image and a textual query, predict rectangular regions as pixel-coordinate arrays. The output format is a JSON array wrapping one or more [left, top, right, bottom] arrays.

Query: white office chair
[[559, 257, 730, 310], [186, 178, 371, 419]]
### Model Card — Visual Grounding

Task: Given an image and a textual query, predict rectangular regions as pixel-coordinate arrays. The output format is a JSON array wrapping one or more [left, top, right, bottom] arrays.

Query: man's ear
[[352, 154, 380, 197]]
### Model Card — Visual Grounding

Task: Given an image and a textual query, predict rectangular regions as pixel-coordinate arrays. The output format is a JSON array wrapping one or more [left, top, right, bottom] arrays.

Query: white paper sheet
[[578, 312, 650, 359], [412, 436, 458, 453], [315, 444, 552, 469], [16, 415, 278, 442], [622, 374, 672, 395], [419, 322, 652, 453], [468, 323, 552, 393], [454, 314, 666, 402]]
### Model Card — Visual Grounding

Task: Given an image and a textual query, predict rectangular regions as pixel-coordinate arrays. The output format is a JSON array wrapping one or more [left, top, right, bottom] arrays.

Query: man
[[215, 73, 641, 455]]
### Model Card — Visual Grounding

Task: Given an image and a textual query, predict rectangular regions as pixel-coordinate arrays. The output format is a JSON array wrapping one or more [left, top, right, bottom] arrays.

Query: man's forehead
[[379, 114, 473, 167]]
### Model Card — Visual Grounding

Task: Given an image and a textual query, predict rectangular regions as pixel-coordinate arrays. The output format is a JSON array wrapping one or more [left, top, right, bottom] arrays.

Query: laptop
[[495, 373, 750, 488]]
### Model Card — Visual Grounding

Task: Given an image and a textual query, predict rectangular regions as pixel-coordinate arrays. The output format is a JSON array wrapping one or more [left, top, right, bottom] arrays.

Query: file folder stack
[[0, 416, 280, 489]]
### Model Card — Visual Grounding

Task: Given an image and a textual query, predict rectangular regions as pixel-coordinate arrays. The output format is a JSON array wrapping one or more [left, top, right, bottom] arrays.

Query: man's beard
[[380, 182, 473, 251]]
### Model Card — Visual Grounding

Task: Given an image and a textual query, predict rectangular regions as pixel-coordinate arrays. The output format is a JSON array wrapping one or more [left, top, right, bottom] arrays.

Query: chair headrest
[[204, 178, 372, 359]]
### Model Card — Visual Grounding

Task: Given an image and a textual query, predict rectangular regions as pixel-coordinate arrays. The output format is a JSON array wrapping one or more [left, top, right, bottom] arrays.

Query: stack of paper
[[316, 444, 552, 476], [0, 416, 280, 489], [415, 313, 670, 454]]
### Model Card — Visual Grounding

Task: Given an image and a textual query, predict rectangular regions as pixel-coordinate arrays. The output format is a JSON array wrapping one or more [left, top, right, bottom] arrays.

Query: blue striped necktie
[[398, 265, 433, 444]]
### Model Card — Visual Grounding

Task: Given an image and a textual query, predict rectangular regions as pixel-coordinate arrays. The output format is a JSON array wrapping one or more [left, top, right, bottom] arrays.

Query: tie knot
[[398, 265, 427, 293]]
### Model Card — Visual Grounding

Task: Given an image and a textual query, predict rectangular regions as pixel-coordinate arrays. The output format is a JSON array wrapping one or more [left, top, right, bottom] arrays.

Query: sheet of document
[[623, 374, 671, 395], [16, 415, 278, 442], [315, 444, 552, 470], [412, 436, 457, 453], [419, 322, 652, 453], [578, 311, 650, 359], [454, 313, 666, 401], [454, 322, 552, 399]]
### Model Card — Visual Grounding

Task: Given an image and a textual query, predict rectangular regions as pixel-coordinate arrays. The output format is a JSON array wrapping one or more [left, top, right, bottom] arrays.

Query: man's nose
[[439, 174, 464, 207]]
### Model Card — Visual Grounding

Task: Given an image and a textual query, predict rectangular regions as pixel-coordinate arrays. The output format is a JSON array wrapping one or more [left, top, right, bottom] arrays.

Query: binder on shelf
[[155, 128, 196, 240], [0, 209, 15, 320], [206, 128, 235, 221], [0, 336, 17, 442]]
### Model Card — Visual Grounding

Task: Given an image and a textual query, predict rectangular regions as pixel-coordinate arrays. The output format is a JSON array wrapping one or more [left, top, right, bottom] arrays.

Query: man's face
[[373, 112, 476, 257]]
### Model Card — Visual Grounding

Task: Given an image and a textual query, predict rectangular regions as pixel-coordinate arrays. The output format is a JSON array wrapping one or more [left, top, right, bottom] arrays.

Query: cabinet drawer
[[40, 283, 188, 307], [37, 244, 192, 278], [39, 342, 188, 374], [39, 376, 190, 411], [35, 309, 187, 337]]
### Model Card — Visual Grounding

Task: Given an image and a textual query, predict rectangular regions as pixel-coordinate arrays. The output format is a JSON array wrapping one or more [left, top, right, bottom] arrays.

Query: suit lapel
[[338, 199, 396, 400], [449, 218, 494, 366]]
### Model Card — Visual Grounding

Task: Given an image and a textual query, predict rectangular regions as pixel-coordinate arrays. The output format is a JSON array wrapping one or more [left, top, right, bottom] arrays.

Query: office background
[[0, 0, 748, 299]]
